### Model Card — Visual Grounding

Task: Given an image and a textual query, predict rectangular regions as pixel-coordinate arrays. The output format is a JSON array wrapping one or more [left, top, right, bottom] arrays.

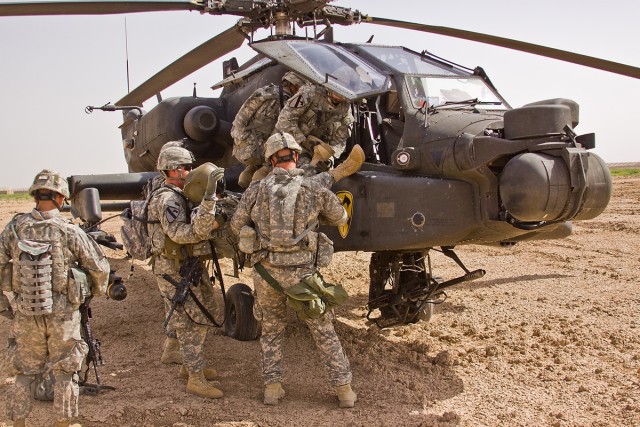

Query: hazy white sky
[[0, 0, 639, 188]]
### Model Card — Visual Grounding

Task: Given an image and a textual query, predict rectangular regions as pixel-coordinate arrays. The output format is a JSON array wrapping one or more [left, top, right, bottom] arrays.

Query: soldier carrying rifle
[[0, 169, 111, 427]]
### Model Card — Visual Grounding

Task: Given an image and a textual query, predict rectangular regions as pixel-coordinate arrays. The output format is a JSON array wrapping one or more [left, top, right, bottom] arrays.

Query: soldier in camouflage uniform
[[274, 83, 354, 171], [147, 142, 226, 399], [231, 71, 308, 188], [230, 132, 359, 409], [0, 169, 110, 427]]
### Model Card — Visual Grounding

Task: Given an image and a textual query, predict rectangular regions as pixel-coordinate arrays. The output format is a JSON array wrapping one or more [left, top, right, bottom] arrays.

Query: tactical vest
[[9, 214, 73, 314], [147, 185, 194, 261], [253, 170, 318, 267]]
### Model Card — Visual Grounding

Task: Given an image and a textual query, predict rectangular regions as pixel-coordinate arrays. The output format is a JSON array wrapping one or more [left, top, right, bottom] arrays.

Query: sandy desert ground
[[1, 176, 639, 427]]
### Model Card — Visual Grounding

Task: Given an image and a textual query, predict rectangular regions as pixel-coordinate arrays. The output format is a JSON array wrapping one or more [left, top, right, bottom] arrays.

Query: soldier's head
[[282, 71, 307, 95], [29, 169, 69, 210], [264, 132, 301, 169], [157, 141, 195, 187]]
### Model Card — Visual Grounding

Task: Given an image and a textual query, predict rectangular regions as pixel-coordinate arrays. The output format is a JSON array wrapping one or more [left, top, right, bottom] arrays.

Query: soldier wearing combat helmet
[[231, 71, 308, 187], [0, 169, 110, 427], [230, 132, 359, 409], [274, 79, 354, 172], [146, 141, 226, 399]]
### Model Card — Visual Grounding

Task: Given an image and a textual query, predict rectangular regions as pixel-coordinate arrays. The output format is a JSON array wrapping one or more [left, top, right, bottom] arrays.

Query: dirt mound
[[1, 177, 639, 427]]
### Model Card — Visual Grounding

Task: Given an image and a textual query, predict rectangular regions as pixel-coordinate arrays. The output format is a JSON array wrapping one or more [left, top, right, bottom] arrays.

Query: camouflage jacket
[[0, 208, 110, 300], [147, 183, 218, 275], [231, 83, 288, 166], [274, 83, 354, 160], [230, 167, 347, 266]]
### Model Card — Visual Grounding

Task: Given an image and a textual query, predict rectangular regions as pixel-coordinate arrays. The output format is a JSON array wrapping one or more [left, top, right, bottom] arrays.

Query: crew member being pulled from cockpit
[[274, 82, 354, 175], [231, 71, 308, 188]]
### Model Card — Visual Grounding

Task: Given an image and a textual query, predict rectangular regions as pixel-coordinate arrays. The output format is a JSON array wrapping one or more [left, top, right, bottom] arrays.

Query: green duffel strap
[[254, 262, 285, 293]]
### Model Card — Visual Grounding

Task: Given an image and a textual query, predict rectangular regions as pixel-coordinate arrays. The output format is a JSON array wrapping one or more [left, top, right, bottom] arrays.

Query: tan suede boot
[[179, 364, 216, 380], [336, 383, 357, 408], [161, 337, 182, 364], [263, 382, 285, 406], [238, 164, 260, 188], [10, 420, 26, 427], [329, 145, 365, 182], [186, 371, 223, 399]]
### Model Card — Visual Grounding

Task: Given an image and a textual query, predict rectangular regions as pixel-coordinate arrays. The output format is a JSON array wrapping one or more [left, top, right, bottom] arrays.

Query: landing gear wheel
[[224, 283, 260, 341]]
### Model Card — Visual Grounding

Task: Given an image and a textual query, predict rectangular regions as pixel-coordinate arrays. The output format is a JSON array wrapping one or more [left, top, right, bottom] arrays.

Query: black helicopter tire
[[224, 283, 260, 341]]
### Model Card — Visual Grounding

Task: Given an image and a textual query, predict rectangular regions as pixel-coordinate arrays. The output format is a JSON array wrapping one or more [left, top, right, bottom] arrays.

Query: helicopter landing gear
[[366, 249, 486, 328]]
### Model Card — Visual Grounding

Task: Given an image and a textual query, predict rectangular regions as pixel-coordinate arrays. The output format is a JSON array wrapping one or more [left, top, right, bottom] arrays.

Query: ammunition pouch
[[315, 232, 334, 267], [162, 237, 188, 261], [67, 266, 91, 306]]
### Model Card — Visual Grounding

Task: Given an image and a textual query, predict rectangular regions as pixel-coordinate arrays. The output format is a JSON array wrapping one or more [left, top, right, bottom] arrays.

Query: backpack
[[120, 175, 164, 260]]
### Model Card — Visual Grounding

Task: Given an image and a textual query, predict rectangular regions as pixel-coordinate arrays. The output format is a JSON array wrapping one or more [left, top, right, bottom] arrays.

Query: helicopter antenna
[[124, 17, 130, 93]]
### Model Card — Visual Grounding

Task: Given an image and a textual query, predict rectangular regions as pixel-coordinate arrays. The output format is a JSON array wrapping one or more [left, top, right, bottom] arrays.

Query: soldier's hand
[[203, 166, 225, 201]]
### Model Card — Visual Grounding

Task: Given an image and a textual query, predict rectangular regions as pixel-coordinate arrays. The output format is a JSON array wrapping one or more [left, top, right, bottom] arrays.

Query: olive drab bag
[[120, 176, 164, 260]]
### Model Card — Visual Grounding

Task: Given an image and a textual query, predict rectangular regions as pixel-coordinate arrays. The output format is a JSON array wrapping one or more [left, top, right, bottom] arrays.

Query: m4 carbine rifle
[[162, 256, 203, 329]]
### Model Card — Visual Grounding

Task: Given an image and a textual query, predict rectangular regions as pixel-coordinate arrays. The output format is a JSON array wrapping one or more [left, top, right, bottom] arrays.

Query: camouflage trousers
[[252, 262, 352, 387], [6, 310, 88, 421], [156, 276, 209, 373]]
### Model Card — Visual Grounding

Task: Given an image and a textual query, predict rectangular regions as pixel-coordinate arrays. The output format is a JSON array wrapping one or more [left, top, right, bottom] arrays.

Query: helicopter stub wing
[[366, 17, 640, 80], [116, 23, 247, 106], [0, 0, 201, 16]]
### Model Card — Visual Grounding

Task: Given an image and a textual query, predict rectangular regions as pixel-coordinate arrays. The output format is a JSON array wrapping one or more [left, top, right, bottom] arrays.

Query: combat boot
[[329, 145, 365, 182], [336, 383, 357, 408], [179, 364, 217, 380], [186, 371, 224, 399], [263, 382, 285, 406], [238, 164, 260, 188], [10, 419, 26, 427], [161, 337, 182, 364]]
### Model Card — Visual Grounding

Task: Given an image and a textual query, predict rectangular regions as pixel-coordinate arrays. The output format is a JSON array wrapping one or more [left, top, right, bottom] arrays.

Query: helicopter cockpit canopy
[[251, 39, 389, 101]]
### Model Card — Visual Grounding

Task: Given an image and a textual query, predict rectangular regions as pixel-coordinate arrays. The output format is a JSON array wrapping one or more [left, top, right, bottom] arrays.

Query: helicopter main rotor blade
[[116, 24, 246, 106], [0, 0, 201, 16], [367, 17, 640, 79]]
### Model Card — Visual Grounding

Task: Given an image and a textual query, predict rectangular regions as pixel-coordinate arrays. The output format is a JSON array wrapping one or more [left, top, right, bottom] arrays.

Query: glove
[[214, 212, 227, 227], [310, 142, 335, 166], [203, 166, 225, 201]]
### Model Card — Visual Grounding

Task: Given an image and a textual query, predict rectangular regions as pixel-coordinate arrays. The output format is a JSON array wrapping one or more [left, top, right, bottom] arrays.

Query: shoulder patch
[[165, 199, 182, 224], [287, 93, 306, 109]]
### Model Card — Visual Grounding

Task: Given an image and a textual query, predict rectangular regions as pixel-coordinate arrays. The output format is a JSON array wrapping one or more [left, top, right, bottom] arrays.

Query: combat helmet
[[156, 141, 195, 173], [264, 132, 302, 161], [282, 71, 307, 89], [29, 169, 70, 198]]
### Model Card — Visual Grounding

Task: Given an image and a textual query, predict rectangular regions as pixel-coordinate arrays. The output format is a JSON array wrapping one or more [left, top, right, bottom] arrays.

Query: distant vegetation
[[0, 193, 32, 201], [609, 168, 640, 177]]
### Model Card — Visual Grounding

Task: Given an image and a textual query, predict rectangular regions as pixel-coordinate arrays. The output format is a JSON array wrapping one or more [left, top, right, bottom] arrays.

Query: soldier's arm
[[158, 192, 213, 244], [274, 84, 313, 143], [327, 107, 354, 159], [191, 199, 218, 239], [229, 183, 259, 237], [0, 225, 14, 293], [318, 188, 348, 227]]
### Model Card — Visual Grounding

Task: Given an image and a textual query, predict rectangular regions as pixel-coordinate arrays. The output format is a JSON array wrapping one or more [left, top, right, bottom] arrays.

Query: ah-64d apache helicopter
[[2, 0, 638, 333]]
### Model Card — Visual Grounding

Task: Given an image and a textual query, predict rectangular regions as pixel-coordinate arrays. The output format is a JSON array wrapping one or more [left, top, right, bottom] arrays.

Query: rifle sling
[[187, 288, 222, 328], [254, 262, 285, 294]]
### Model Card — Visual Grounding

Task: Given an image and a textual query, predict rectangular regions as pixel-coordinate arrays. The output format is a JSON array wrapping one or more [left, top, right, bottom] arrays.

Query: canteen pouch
[[238, 226, 258, 254], [67, 266, 90, 305], [315, 232, 334, 267]]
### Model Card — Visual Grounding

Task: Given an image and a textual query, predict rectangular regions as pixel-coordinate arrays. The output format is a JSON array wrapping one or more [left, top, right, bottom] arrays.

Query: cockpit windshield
[[251, 40, 388, 100], [405, 76, 508, 110]]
